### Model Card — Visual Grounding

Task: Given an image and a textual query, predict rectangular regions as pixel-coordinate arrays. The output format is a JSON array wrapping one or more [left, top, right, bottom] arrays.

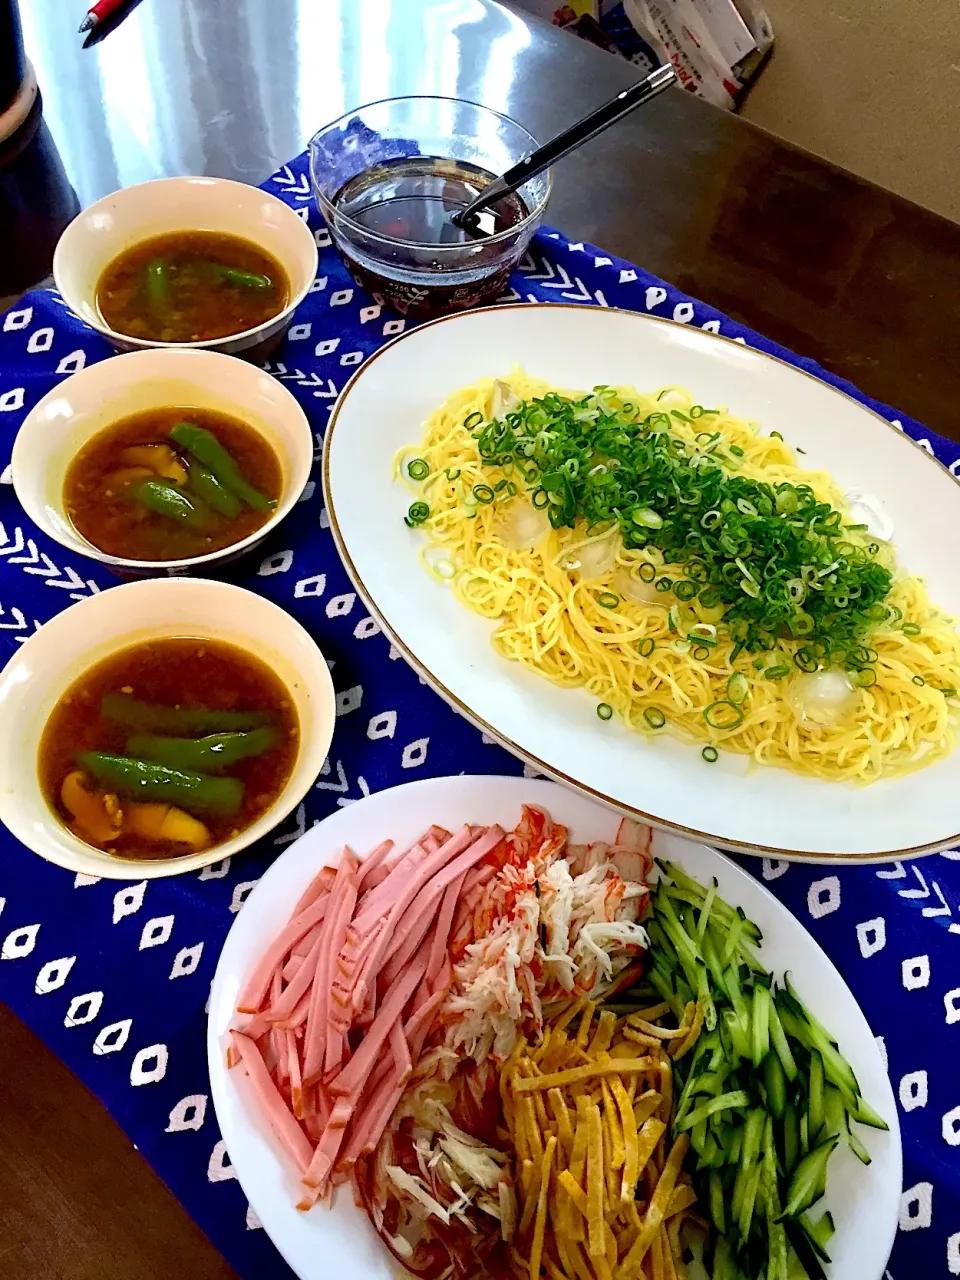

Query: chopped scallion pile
[[465, 390, 893, 672]]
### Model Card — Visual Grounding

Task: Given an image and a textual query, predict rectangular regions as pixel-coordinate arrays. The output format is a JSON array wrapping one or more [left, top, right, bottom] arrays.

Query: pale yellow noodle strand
[[397, 373, 960, 783]]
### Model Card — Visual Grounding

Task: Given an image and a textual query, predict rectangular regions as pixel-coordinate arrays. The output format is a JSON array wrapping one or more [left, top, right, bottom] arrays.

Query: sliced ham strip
[[290, 864, 336, 918], [231, 1031, 313, 1174], [323, 1026, 344, 1082], [426, 870, 467, 985], [287, 1030, 304, 1118], [357, 864, 389, 893], [290, 918, 325, 961], [302, 851, 359, 1084], [236, 891, 331, 1014], [352, 827, 502, 1016], [273, 989, 311, 1030], [351, 840, 432, 936], [378, 900, 438, 994], [353, 824, 475, 935], [404, 987, 447, 1062], [299, 1099, 354, 1194], [329, 949, 429, 1100], [343, 1055, 411, 1166], [355, 839, 394, 891], [264, 933, 323, 1023], [390, 1016, 412, 1080], [281, 954, 304, 983]]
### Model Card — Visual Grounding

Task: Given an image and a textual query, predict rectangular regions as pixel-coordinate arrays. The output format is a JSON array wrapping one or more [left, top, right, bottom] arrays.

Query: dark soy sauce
[[330, 156, 529, 318]]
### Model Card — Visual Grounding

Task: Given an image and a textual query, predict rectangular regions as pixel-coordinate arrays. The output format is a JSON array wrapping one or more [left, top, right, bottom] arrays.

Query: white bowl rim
[[0, 576, 336, 879], [10, 345, 314, 573], [52, 174, 319, 351]]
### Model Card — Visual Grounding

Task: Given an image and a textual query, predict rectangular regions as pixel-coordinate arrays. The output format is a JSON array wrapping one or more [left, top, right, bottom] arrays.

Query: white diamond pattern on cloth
[[0, 148, 956, 1279]]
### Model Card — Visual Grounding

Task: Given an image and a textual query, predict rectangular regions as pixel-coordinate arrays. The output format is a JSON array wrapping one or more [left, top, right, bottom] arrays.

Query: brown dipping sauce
[[64, 406, 282, 562], [39, 638, 299, 860], [96, 230, 289, 344]]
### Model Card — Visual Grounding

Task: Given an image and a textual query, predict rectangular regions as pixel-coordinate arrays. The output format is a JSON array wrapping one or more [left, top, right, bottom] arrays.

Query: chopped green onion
[[632, 507, 664, 529], [942, 687, 958, 697], [902, 622, 921, 637], [770, 431, 783, 440], [406, 457, 429, 481], [856, 668, 877, 688], [727, 672, 749, 703], [597, 702, 614, 720], [404, 501, 430, 527], [444, 467, 461, 481], [463, 411, 483, 429], [638, 638, 656, 658], [597, 592, 619, 609], [913, 675, 925, 686], [644, 707, 666, 729], [473, 484, 495, 504], [704, 701, 744, 731], [702, 745, 719, 763], [765, 664, 791, 680], [453, 386, 893, 670], [692, 646, 712, 662]]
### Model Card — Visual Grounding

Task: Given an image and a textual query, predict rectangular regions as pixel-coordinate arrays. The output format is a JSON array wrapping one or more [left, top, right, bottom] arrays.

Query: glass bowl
[[308, 95, 551, 318]]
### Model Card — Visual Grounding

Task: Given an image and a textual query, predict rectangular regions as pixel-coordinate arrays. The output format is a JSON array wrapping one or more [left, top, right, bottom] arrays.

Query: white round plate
[[323, 303, 960, 861], [207, 774, 900, 1280]]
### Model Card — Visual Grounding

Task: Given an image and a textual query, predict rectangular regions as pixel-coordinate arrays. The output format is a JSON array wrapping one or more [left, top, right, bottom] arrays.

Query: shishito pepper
[[101, 692, 269, 735], [126, 476, 211, 530], [213, 265, 273, 290], [185, 459, 242, 518], [170, 421, 276, 512], [78, 751, 243, 817], [145, 258, 169, 311], [125, 726, 277, 772]]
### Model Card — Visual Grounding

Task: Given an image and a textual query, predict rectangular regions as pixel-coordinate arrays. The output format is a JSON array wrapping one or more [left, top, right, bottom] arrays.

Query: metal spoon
[[453, 63, 677, 229]]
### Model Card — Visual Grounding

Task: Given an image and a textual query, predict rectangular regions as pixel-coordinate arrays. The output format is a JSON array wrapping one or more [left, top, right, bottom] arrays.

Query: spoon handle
[[458, 63, 677, 222]]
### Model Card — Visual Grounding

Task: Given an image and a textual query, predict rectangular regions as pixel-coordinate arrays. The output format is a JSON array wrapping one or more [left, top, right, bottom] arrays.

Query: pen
[[78, 0, 128, 34]]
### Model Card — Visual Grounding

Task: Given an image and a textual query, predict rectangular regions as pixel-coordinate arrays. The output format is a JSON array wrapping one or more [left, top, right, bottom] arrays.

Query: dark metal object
[[453, 63, 676, 227]]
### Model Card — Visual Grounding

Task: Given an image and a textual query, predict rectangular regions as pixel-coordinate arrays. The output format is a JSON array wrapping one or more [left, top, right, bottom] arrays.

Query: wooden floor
[[0, 1004, 237, 1280]]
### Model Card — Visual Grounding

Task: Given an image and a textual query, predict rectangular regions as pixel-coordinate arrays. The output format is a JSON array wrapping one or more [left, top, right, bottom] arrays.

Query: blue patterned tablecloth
[[0, 151, 957, 1280]]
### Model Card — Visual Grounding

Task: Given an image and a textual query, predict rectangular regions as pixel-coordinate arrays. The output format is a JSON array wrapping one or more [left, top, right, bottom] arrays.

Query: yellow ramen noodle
[[397, 372, 960, 782]]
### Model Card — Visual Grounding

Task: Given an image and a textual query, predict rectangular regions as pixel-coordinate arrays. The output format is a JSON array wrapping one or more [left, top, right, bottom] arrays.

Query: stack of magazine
[[513, 0, 774, 110]]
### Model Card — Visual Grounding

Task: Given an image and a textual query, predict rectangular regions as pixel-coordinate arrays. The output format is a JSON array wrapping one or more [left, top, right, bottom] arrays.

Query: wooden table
[[3, 1, 959, 1275]]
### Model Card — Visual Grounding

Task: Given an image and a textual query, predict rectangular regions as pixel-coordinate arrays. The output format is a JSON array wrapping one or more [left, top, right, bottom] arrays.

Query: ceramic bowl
[[11, 346, 313, 576], [0, 577, 335, 879], [52, 176, 318, 359]]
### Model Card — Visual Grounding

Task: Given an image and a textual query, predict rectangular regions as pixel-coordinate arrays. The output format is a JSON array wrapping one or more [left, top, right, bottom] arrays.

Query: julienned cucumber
[[619, 860, 888, 1280]]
